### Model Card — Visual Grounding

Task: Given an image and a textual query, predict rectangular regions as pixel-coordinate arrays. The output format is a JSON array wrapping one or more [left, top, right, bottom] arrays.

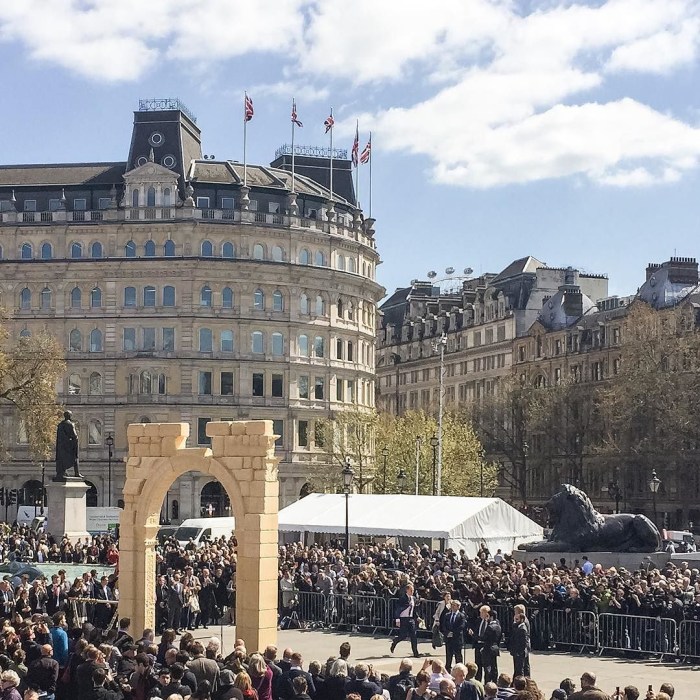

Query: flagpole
[[329, 107, 334, 201], [354, 120, 359, 207], [243, 91, 248, 188], [368, 132, 372, 217], [291, 102, 296, 193]]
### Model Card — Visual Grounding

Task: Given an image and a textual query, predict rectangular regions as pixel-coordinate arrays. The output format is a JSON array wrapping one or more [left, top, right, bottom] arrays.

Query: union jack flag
[[324, 113, 335, 133], [244, 94, 254, 122], [351, 123, 359, 167], [291, 100, 303, 127], [360, 136, 371, 164]]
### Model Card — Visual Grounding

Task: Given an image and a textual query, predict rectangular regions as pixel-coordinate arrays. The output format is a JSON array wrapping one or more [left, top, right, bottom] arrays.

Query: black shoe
[[390, 641, 397, 653]]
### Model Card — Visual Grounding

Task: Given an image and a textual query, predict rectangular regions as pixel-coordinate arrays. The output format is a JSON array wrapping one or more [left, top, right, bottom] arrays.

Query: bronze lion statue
[[520, 483, 661, 553]]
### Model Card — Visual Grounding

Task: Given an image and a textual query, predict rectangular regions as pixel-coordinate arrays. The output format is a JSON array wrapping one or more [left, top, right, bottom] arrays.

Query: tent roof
[[278, 493, 542, 541]]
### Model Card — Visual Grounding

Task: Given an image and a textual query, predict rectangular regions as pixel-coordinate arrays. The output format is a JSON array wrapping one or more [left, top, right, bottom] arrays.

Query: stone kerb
[[118, 420, 280, 652]]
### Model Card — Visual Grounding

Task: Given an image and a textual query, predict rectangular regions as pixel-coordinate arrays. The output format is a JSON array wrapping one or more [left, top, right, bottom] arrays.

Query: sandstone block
[[249, 480, 278, 498], [134, 444, 151, 458], [206, 421, 232, 437], [149, 443, 162, 457], [236, 468, 253, 482], [231, 423, 247, 435], [159, 423, 189, 437], [245, 420, 271, 436], [126, 424, 145, 438], [144, 423, 160, 437], [211, 436, 225, 455], [161, 436, 186, 456], [237, 482, 250, 497], [224, 436, 242, 456]]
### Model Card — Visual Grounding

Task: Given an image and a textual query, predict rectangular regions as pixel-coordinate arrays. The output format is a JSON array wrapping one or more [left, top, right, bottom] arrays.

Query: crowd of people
[[0, 526, 690, 699]]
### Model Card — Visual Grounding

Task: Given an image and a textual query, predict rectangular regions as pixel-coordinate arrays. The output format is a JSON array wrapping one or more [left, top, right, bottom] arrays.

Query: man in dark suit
[[94, 577, 115, 629], [167, 575, 184, 633], [508, 611, 530, 678], [26, 643, 59, 698], [440, 599, 466, 671], [390, 583, 421, 658], [283, 652, 315, 700], [155, 576, 170, 634], [470, 605, 501, 683], [45, 576, 67, 617]]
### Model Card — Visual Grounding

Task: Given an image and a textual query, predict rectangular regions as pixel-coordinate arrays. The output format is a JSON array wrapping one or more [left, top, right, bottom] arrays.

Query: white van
[[174, 517, 236, 547]]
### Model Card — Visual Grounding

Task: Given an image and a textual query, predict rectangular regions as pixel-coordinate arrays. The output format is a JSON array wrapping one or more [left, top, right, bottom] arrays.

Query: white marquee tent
[[278, 494, 543, 556]]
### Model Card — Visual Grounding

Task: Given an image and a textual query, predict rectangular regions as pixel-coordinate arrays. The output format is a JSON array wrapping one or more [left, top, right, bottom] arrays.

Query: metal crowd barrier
[[547, 609, 597, 650], [678, 619, 700, 659], [292, 591, 391, 632], [598, 613, 677, 658]]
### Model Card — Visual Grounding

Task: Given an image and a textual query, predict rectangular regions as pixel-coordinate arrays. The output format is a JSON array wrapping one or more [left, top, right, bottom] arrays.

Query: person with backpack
[[387, 659, 416, 700]]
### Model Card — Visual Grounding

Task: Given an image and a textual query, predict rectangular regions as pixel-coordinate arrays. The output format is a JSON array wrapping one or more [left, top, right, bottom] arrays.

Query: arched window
[[143, 285, 156, 307], [90, 328, 103, 352], [88, 419, 102, 446], [273, 290, 284, 312], [347, 301, 354, 321], [21, 243, 32, 260], [347, 340, 354, 361], [299, 293, 309, 314], [299, 248, 310, 265], [71, 242, 82, 259], [89, 372, 102, 395], [164, 239, 175, 256], [132, 189, 140, 208], [337, 298, 344, 317], [125, 240, 136, 257], [272, 245, 283, 262], [220, 330, 234, 352], [163, 285, 175, 306], [200, 285, 212, 306], [90, 287, 102, 308], [90, 241, 103, 259], [252, 331, 264, 354], [272, 332, 284, 356], [298, 334, 309, 357], [163, 188, 172, 206], [222, 242, 235, 258], [314, 251, 326, 266], [139, 416, 151, 423], [140, 370, 152, 394], [158, 373, 167, 394], [337, 255, 346, 271], [253, 243, 264, 260], [254, 289, 264, 310], [69, 373, 81, 395], [201, 240, 213, 257], [314, 336, 325, 358], [315, 295, 325, 316], [20, 288, 31, 310], [348, 257, 356, 273], [41, 242, 52, 260], [124, 286, 136, 307], [144, 240, 156, 257], [69, 287, 81, 308], [147, 186, 156, 207], [222, 287, 234, 308], [69, 329, 82, 351], [40, 287, 52, 309], [171, 499, 179, 519], [85, 481, 98, 507], [199, 328, 213, 352]]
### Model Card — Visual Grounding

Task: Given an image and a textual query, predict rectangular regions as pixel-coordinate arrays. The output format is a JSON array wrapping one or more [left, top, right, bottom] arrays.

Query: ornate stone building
[[376, 257, 607, 415], [0, 99, 382, 520]]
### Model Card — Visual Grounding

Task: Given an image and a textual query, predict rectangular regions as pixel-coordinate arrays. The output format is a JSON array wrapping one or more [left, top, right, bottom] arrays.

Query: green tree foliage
[[375, 410, 497, 497], [0, 328, 65, 462]]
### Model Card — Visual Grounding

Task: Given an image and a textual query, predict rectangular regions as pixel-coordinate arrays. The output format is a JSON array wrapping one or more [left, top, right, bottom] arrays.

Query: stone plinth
[[513, 549, 671, 570], [46, 479, 90, 540]]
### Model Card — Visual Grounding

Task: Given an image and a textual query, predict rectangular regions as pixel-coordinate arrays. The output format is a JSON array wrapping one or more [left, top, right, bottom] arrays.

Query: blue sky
[[1, 0, 700, 299]]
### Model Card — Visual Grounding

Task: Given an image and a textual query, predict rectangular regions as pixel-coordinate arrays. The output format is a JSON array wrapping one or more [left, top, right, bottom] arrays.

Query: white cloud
[[1, 0, 700, 187]]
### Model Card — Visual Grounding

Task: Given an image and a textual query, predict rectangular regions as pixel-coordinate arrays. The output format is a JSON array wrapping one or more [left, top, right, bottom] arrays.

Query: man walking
[[440, 599, 465, 671], [471, 606, 500, 684], [508, 611, 530, 678], [390, 583, 421, 658]]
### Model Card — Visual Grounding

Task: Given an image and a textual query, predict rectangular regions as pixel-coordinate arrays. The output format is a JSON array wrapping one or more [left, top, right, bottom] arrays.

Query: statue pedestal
[[46, 479, 90, 540], [513, 549, 670, 570]]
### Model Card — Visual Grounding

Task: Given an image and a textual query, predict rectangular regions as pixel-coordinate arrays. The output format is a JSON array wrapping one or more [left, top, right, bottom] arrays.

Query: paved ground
[[191, 626, 696, 697]]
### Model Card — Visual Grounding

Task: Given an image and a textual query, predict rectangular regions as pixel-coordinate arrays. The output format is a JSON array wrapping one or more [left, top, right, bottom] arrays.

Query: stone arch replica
[[118, 420, 278, 651]]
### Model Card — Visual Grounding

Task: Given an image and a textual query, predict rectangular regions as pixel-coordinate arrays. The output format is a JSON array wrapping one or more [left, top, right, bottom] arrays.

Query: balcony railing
[[0, 205, 376, 248]]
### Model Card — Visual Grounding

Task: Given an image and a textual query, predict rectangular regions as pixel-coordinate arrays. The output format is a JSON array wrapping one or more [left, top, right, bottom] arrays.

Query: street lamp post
[[106, 433, 114, 507], [414, 437, 421, 495], [522, 441, 529, 503], [40, 463, 45, 515], [480, 459, 484, 498], [342, 457, 354, 554], [649, 469, 661, 528], [430, 435, 439, 496], [432, 333, 447, 496], [607, 475, 622, 514], [381, 447, 389, 494], [397, 468, 407, 494]]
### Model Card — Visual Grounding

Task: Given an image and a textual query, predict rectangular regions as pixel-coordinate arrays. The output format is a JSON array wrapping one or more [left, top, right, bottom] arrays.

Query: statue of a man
[[55, 410, 83, 480]]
